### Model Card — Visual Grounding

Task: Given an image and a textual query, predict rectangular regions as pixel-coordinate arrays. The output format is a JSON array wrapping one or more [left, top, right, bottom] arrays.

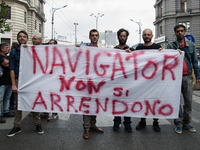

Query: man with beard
[[167, 24, 200, 134], [135, 28, 162, 132], [136, 28, 161, 50], [82, 29, 104, 139], [113, 28, 133, 132], [7, 31, 44, 137]]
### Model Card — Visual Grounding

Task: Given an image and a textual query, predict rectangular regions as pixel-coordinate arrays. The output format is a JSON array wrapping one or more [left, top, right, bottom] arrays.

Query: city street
[[0, 91, 200, 150]]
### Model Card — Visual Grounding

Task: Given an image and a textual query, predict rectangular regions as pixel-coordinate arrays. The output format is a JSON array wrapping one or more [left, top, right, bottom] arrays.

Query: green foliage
[[0, 1, 12, 33]]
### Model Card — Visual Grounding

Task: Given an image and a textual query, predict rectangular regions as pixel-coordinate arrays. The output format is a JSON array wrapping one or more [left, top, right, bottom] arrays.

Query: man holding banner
[[167, 24, 200, 134], [135, 28, 162, 132], [82, 29, 104, 139], [7, 32, 44, 137], [113, 28, 133, 132]]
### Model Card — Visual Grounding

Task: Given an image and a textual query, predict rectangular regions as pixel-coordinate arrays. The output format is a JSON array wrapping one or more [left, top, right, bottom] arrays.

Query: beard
[[177, 35, 184, 41], [119, 40, 126, 45], [144, 38, 151, 44]]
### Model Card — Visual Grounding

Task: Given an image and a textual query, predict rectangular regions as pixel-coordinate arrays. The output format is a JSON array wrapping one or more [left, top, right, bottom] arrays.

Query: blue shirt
[[167, 38, 200, 80], [9, 46, 21, 78]]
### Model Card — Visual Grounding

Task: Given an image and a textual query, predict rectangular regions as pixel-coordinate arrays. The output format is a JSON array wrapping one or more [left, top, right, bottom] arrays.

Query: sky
[[44, 0, 156, 46]]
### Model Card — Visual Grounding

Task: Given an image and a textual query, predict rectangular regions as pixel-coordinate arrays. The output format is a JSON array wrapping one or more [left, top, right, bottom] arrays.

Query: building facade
[[99, 30, 117, 48], [153, 0, 200, 55], [0, 0, 46, 45]]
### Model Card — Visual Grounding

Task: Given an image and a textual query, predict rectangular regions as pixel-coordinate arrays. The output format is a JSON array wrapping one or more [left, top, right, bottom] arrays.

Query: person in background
[[48, 39, 58, 45], [47, 39, 59, 121], [0, 42, 14, 123]]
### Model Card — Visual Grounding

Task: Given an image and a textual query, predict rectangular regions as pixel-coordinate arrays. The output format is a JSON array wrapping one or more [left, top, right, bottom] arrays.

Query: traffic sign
[[185, 35, 195, 43]]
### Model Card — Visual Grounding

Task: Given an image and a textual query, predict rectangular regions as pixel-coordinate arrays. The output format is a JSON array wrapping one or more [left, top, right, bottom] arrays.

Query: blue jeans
[[0, 84, 12, 116]]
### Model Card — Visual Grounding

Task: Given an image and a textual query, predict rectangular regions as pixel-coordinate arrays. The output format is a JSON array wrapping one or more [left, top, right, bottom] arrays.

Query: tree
[[0, 1, 12, 33]]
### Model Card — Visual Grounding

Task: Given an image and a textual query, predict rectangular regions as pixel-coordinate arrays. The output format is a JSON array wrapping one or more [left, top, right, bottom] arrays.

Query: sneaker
[[125, 124, 132, 132], [136, 120, 146, 130], [9, 105, 15, 111], [3, 112, 14, 117], [36, 124, 44, 134], [47, 114, 59, 121], [153, 121, 160, 132], [7, 127, 21, 137], [174, 126, 182, 134], [183, 125, 196, 133], [113, 124, 119, 131], [0, 116, 6, 123]]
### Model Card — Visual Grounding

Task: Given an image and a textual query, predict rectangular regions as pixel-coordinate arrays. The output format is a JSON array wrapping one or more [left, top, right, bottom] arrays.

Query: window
[[39, 24, 41, 33], [179, 22, 190, 32], [35, 20, 37, 30], [0, 6, 11, 19], [158, 4, 162, 17], [160, 26, 163, 35], [181, 0, 187, 13], [24, 12, 26, 23]]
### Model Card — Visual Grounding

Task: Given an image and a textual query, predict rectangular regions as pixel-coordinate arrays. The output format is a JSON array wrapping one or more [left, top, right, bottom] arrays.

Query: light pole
[[90, 13, 104, 30], [51, 5, 67, 39], [130, 19, 142, 44], [74, 23, 78, 44]]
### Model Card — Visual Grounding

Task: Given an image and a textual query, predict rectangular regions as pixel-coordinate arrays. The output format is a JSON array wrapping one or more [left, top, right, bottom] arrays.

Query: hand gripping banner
[[18, 45, 184, 119]]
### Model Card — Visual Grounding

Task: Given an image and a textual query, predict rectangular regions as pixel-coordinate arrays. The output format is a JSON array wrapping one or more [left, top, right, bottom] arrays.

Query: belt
[[183, 74, 188, 76]]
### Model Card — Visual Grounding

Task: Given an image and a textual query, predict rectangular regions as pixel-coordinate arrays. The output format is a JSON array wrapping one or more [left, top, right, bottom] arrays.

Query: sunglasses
[[176, 30, 184, 33]]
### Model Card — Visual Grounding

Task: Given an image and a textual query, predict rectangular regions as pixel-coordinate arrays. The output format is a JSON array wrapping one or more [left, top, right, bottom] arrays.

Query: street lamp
[[90, 13, 104, 30], [51, 5, 67, 39], [130, 19, 142, 44], [74, 23, 78, 44]]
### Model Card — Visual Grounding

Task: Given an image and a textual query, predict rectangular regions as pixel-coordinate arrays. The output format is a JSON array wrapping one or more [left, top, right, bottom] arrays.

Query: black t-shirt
[[0, 54, 11, 85], [136, 43, 161, 50], [114, 45, 134, 51]]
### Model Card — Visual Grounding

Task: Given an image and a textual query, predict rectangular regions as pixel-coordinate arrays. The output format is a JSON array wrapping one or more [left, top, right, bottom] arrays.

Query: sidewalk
[[193, 90, 200, 97]]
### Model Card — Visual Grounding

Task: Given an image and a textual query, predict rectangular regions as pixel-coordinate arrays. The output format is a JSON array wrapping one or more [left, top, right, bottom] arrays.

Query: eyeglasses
[[143, 34, 151, 36], [176, 30, 184, 33], [32, 38, 38, 40], [18, 36, 27, 38]]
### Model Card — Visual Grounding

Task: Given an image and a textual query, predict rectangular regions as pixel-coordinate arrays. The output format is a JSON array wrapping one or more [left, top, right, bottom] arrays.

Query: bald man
[[32, 35, 42, 45], [136, 28, 161, 50], [135, 28, 162, 132]]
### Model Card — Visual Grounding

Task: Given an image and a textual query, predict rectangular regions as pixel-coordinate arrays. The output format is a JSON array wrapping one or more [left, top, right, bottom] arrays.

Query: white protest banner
[[18, 45, 184, 119]]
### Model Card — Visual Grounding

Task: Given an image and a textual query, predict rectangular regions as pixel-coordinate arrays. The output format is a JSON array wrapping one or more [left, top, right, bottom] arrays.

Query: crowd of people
[[0, 24, 199, 139]]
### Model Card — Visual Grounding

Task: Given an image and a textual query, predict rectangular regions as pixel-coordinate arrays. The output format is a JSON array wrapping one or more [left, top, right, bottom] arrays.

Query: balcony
[[156, 14, 162, 20], [35, 5, 45, 18], [176, 9, 191, 14]]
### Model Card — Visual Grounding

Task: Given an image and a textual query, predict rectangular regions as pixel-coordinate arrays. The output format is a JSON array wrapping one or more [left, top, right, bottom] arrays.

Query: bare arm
[[1, 59, 9, 67]]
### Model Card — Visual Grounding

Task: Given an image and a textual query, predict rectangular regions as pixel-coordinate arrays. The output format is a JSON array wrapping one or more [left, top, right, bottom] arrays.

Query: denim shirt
[[9, 46, 20, 79], [167, 38, 200, 80]]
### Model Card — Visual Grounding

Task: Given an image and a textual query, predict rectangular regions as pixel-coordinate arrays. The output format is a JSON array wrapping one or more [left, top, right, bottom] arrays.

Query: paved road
[[0, 91, 200, 150]]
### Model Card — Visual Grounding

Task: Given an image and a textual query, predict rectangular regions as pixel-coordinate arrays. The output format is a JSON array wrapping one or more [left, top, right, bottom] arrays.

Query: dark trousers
[[113, 116, 132, 126]]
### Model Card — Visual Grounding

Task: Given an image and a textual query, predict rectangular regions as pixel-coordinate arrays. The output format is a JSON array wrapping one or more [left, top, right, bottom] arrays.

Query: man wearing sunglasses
[[167, 24, 200, 134]]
